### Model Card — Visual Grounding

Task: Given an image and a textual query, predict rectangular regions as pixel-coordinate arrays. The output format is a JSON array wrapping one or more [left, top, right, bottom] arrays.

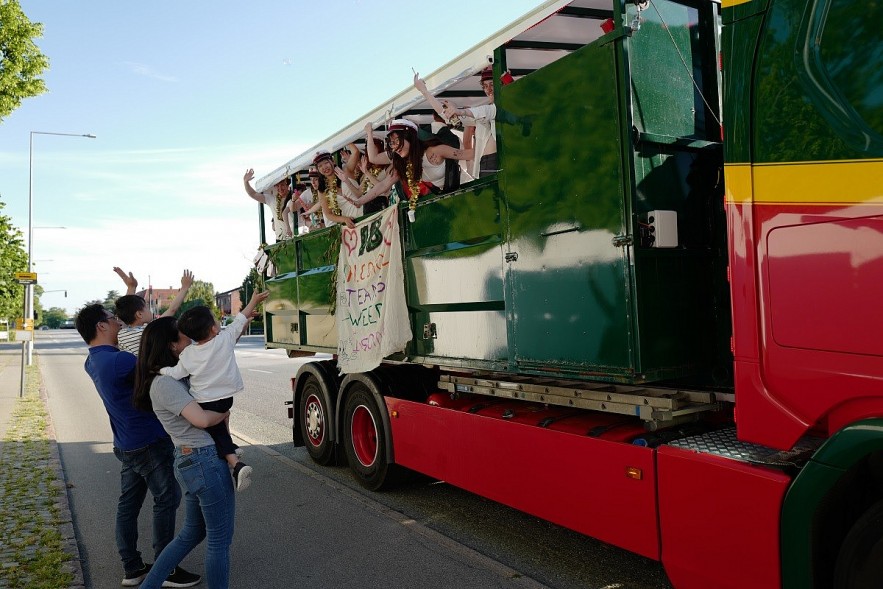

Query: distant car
[[60, 320, 75, 329], [38, 325, 50, 330]]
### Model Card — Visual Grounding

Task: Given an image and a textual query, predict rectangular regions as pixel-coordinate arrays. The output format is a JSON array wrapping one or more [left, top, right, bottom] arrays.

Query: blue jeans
[[142, 445, 235, 589], [113, 436, 180, 574]]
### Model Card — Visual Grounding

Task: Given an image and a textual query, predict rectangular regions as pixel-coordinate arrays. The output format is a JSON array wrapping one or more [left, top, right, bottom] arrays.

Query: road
[[32, 329, 672, 589]]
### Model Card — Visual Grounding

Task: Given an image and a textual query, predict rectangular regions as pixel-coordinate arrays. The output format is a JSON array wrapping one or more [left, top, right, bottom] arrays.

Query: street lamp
[[26, 131, 96, 364]]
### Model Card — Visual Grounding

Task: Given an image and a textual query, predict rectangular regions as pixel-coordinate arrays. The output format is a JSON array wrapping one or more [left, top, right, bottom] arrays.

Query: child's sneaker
[[232, 462, 252, 492]]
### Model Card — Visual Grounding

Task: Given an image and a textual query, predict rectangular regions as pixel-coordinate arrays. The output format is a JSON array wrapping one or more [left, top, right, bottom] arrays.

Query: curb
[[42, 383, 87, 589]]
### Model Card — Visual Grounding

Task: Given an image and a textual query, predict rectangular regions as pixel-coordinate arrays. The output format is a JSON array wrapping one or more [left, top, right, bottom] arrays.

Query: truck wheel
[[342, 383, 401, 491], [833, 498, 883, 588], [298, 375, 335, 465]]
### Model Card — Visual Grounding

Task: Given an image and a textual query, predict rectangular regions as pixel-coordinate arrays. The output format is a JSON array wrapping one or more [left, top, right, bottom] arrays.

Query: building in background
[[215, 287, 243, 320]]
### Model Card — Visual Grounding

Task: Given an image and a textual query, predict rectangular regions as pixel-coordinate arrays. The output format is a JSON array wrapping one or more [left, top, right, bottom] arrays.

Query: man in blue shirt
[[76, 304, 199, 588]]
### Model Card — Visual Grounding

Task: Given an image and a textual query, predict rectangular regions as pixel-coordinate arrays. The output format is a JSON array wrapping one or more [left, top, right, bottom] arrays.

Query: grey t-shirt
[[150, 375, 214, 448]]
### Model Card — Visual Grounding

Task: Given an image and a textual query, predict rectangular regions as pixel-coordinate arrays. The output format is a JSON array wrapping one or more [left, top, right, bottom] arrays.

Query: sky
[[0, 0, 542, 316]]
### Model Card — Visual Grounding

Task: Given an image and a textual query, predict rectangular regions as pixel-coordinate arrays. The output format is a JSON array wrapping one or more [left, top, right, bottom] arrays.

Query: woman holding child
[[133, 317, 236, 589]]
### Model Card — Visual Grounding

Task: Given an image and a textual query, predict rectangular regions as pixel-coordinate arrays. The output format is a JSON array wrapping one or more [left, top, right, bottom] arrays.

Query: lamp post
[[26, 131, 96, 364]]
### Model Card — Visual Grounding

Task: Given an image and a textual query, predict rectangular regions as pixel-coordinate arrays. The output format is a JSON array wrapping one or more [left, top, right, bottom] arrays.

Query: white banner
[[336, 206, 412, 373]]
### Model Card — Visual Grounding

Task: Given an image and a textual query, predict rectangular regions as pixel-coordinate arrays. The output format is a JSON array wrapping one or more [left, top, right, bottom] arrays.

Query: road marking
[[247, 369, 273, 374], [230, 429, 551, 589]]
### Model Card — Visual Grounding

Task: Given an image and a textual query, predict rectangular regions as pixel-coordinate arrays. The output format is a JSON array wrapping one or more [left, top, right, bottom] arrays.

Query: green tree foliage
[[173, 279, 217, 317], [238, 268, 264, 310], [41, 306, 66, 328], [0, 198, 27, 322], [103, 290, 121, 309], [0, 0, 49, 122]]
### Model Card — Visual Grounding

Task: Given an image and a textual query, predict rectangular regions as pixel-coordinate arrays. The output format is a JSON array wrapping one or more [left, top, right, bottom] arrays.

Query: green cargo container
[[263, 0, 730, 387]]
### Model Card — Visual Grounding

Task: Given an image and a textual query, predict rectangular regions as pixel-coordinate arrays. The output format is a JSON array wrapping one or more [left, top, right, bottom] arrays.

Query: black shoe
[[162, 566, 201, 588], [122, 563, 151, 586], [232, 462, 252, 492]]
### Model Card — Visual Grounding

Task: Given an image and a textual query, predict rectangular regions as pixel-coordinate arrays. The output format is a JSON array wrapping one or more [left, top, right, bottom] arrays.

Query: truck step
[[666, 427, 824, 467]]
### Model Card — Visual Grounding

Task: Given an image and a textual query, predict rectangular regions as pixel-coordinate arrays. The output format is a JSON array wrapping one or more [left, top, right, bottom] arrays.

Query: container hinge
[[422, 322, 437, 340], [612, 235, 633, 247], [505, 252, 519, 263]]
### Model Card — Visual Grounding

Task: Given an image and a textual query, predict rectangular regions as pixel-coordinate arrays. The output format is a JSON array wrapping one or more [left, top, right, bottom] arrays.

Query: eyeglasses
[[97, 314, 119, 327]]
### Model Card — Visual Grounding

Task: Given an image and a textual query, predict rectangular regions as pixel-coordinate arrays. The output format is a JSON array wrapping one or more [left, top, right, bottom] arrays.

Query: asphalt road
[[33, 329, 672, 589]]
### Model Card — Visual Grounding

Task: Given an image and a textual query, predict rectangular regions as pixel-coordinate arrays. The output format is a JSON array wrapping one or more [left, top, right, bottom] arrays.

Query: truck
[[254, 1, 883, 587]]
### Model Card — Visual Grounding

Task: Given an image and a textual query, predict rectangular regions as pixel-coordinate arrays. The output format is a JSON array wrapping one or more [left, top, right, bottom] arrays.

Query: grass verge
[[0, 361, 75, 589]]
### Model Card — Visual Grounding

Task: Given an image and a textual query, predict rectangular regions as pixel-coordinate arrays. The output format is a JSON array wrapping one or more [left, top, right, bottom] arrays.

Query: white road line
[[247, 368, 273, 374]]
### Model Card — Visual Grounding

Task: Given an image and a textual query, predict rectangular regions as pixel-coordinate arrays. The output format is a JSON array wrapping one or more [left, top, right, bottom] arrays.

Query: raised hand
[[113, 266, 138, 293], [180, 269, 194, 289]]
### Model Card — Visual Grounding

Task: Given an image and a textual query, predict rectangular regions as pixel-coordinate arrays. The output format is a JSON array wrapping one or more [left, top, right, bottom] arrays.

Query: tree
[[103, 290, 121, 309], [169, 279, 218, 317], [0, 198, 27, 322], [0, 0, 49, 122], [42, 306, 66, 328], [238, 268, 265, 311]]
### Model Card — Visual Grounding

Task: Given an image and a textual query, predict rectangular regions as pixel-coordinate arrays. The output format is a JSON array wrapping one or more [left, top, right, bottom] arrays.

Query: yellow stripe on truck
[[725, 160, 883, 205], [721, 0, 753, 7]]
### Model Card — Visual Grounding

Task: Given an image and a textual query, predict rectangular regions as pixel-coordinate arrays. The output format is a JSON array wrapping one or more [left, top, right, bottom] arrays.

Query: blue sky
[[0, 1, 540, 315]]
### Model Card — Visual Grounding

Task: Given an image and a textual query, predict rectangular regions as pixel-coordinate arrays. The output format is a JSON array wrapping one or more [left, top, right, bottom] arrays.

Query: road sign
[[14, 271, 38, 284], [15, 318, 34, 330]]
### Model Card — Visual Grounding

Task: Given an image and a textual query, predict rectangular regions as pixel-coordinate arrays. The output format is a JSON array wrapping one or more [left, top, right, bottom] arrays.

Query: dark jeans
[[198, 398, 236, 459], [112, 436, 180, 574], [142, 445, 235, 589]]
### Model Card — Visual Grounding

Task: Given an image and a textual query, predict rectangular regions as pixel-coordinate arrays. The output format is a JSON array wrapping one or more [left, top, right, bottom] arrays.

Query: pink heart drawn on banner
[[342, 228, 359, 255]]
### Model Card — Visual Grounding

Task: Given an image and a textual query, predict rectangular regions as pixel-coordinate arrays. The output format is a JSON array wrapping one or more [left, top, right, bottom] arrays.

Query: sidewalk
[[0, 344, 84, 589]]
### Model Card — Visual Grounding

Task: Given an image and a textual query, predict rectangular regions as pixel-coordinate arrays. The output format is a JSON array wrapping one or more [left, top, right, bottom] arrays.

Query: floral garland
[[405, 162, 420, 212], [275, 192, 287, 223], [360, 165, 385, 194], [323, 180, 341, 216]]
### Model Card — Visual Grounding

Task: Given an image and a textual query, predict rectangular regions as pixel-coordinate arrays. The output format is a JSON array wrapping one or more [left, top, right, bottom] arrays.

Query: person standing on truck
[[309, 151, 359, 228], [414, 67, 498, 178], [294, 169, 324, 231], [242, 168, 294, 241], [287, 182, 313, 235], [350, 119, 474, 210], [75, 304, 201, 588], [133, 317, 234, 589]]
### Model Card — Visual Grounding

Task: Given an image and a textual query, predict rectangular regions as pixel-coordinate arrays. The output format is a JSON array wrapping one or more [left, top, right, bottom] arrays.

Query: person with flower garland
[[242, 168, 293, 241], [294, 169, 324, 231], [346, 119, 473, 216], [311, 151, 359, 229], [334, 138, 393, 215]]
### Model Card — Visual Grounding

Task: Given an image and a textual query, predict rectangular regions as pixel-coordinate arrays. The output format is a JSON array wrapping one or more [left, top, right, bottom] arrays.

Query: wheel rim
[[304, 393, 325, 447], [350, 404, 378, 467]]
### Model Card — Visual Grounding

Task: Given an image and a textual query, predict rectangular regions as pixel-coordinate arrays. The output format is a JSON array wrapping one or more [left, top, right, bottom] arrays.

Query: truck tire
[[342, 383, 401, 491], [298, 374, 335, 465], [833, 498, 883, 588]]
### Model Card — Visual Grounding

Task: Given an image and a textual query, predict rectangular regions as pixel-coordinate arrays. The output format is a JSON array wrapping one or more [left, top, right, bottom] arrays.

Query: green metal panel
[[498, 38, 635, 377], [753, 0, 883, 162], [627, 0, 729, 384], [627, 0, 718, 141], [405, 180, 508, 368], [265, 229, 338, 352]]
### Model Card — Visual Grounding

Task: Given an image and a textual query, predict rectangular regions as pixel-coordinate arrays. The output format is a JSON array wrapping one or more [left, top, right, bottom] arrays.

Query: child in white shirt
[[160, 290, 269, 491]]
